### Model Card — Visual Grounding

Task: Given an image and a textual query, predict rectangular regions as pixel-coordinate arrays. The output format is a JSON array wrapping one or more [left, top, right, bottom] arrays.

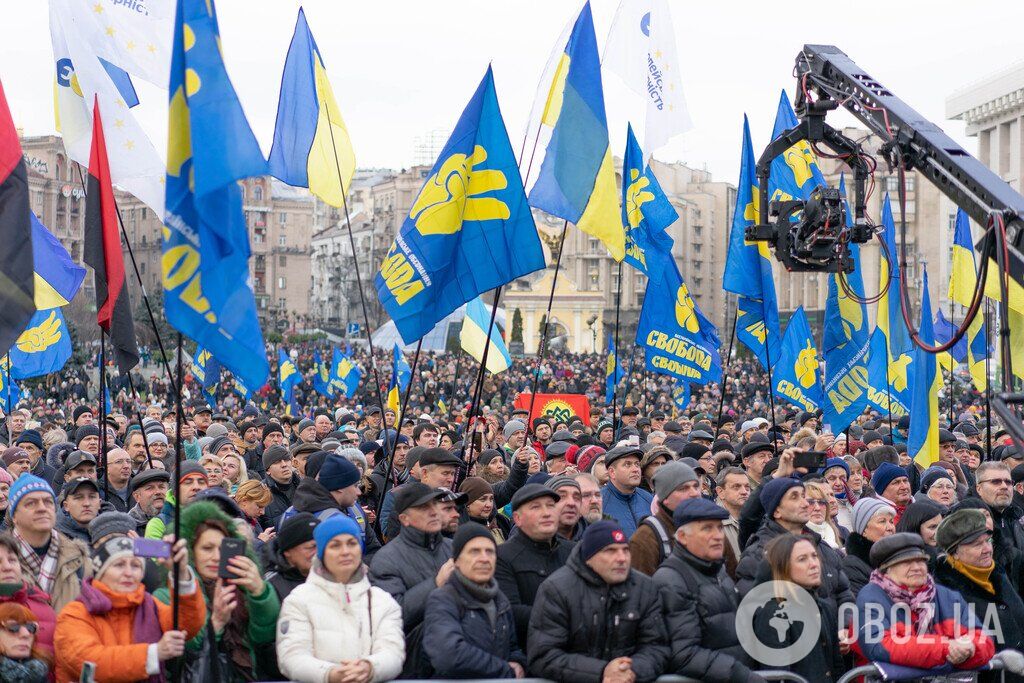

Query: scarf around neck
[[77, 579, 165, 683], [869, 569, 937, 633], [0, 656, 48, 683], [947, 555, 995, 594]]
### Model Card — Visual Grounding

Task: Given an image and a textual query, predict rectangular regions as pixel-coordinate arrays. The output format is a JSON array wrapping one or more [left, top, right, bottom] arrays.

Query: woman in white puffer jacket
[[276, 516, 404, 683]]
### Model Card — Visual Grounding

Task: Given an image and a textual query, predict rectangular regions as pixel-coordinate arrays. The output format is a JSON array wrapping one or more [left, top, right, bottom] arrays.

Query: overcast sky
[[3, 0, 1022, 186]]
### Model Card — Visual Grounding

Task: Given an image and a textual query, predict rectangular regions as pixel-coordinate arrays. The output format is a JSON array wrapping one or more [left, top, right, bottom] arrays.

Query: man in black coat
[[261, 512, 319, 602], [934, 509, 1024, 682], [495, 483, 574, 647], [735, 477, 854, 615], [261, 444, 300, 528], [654, 498, 762, 683], [528, 520, 669, 683]]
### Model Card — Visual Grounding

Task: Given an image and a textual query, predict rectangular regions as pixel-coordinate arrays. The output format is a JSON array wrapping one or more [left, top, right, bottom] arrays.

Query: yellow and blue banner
[[672, 380, 691, 412], [908, 268, 941, 467], [268, 8, 355, 207], [313, 348, 333, 398], [0, 356, 20, 411], [636, 247, 721, 385], [163, 0, 269, 392], [821, 175, 871, 433], [191, 345, 220, 405], [933, 309, 967, 372], [375, 67, 544, 344], [949, 209, 988, 391], [772, 307, 823, 412], [104, 385, 112, 415], [865, 195, 914, 417], [330, 346, 361, 399], [460, 296, 512, 374], [528, 2, 623, 260], [31, 212, 85, 309], [767, 91, 825, 205], [605, 332, 624, 404], [278, 348, 300, 416], [620, 124, 676, 281], [723, 116, 780, 371], [386, 344, 411, 417]]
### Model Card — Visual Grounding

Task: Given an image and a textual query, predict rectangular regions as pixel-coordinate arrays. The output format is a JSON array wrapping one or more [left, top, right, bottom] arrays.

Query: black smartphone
[[133, 538, 171, 559], [218, 538, 247, 579], [471, 430, 484, 452], [794, 450, 828, 471]]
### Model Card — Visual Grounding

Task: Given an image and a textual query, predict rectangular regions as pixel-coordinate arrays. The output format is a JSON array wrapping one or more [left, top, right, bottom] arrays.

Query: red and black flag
[[0, 80, 36, 358], [84, 98, 138, 372]]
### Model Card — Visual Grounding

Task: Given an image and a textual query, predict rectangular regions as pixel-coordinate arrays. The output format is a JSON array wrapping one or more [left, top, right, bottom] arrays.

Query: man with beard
[[126, 469, 170, 535], [575, 473, 605, 524]]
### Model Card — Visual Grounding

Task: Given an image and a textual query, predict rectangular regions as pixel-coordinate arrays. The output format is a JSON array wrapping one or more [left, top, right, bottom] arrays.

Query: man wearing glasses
[[974, 461, 1024, 591]]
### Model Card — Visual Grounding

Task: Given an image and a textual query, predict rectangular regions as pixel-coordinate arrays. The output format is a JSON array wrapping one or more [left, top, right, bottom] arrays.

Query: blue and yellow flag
[[268, 8, 355, 206], [908, 269, 941, 467], [933, 309, 967, 372], [164, 0, 269, 391], [104, 385, 112, 415], [772, 307, 823, 412], [232, 379, 250, 401], [375, 67, 544, 344], [821, 175, 871, 433], [313, 348, 333, 398], [949, 209, 988, 391], [528, 2, 623, 260], [437, 397, 448, 415], [278, 348, 300, 416], [865, 195, 914, 417], [767, 91, 825, 205], [0, 356, 20, 412], [192, 345, 220, 405], [620, 124, 676, 281], [32, 212, 85, 309], [605, 333, 624, 404], [460, 296, 512, 374], [386, 344, 411, 417], [723, 116, 781, 370], [636, 247, 721, 385], [330, 346, 361, 399], [672, 380, 691, 412], [10, 309, 72, 380]]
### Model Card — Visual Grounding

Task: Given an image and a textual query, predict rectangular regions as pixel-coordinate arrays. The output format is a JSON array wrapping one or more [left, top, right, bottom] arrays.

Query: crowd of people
[[0, 344, 1016, 682]]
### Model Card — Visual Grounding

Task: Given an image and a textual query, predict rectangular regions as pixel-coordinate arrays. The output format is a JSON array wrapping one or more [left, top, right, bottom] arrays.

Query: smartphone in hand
[[218, 538, 247, 579]]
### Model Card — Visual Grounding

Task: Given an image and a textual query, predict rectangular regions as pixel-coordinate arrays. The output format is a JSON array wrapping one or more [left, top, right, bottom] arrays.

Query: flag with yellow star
[[49, 0, 168, 216]]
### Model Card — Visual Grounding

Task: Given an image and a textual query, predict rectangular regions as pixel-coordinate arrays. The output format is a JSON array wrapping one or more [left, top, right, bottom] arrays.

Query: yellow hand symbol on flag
[[784, 142, 817, 188], [795, 341, 819, 388], [837, 285, 864, 341], [625, 169, 655, 229], [411, 145, 510, 235], [675, 283, 700, 333], [890, 354, 912, 393], [16, 310, 63, 353]]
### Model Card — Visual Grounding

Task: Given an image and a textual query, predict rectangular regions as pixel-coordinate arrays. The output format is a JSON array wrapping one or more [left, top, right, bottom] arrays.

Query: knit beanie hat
[[206, 435, 231, 457], [277, 512, 320, 552], [14, 430, 42, 451], [459, 477, 493, 505], [2, 447, 30, 467], [75, 425, 100, 446], [262, 444, 290, 470], [452, 521, 494, 559], [651, 461, 698, 501], [317, 455, 360, 492], [146, 432, 168, 445], [502, 420, 526, 440], [72, 406, 93, 423], [852, 497, 896, 535], [871, 462, 907, 496], [313, 514, 363, 560], [759, 477, 804, 519], [0, 467, 12, 485], [919, 466, 954, 493], [9, 474, 55, 517], [262, 423, 284, 441], [175, 460, 208, 484], [579, 520, 628, 561], [88, 511, 136, 545], [91, 536, 136, 579], [205, 423, 229, 440]]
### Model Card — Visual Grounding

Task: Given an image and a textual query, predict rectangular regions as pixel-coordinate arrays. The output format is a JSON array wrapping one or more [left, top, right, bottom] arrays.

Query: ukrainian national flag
[[164, 0, 269, 392], [908, 268, 941, 467], [723, 116, 780, 370], [527, 2, 623, 260], [192, 345, 220, 404], [605, 333, 624, 404], [865, 195, 914, 417], [949, 209, 988, 391], [460, 296, 511, 374], [268, 8, 355, 206], [31, 212, 84, 309]]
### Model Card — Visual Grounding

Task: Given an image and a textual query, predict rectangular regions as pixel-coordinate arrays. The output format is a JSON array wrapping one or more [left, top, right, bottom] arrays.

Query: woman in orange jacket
[[53, 536, 206, 683]]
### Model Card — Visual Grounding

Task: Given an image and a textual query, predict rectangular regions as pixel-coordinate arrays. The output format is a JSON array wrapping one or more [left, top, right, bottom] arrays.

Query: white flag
[[49, 0, 169, 217], [603, 0, 693, 154]]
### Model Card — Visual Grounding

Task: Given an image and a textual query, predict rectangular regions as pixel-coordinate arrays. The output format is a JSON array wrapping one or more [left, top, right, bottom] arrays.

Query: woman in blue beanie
[[276, 515, 405, 682]]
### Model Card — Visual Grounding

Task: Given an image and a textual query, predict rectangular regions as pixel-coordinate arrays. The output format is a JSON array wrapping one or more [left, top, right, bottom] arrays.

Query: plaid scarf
[[14, 529, 60, 594]]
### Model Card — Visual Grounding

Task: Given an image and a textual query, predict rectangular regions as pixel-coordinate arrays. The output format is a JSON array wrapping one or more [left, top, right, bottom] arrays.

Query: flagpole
[[125, 371, 154, 469], [4, 353, 10, 418], [99, 329, 109, 501], [715, 298, 739, 427], [171, 332, 183, 635], [467, 287, 503, 424], [948, 296, 955, 424], [373, 338, 423, 539], [764, 329, 779, 452], [447, 352, 461, 421], [526, 220, 568, 436], [616, 343, 639, 416], [985, 297, 993, 460], [612, 261, 623, 436], [75, 166, 177, 395]]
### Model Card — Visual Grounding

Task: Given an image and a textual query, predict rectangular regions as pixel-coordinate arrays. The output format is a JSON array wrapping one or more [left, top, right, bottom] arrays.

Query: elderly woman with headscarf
[[856, 532, 994, 671]]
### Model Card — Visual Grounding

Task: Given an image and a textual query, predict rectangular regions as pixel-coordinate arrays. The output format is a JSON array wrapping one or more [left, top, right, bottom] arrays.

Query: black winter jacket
[[843, 532, 874, 598], [368, 525, 452, 632], [261, 472, 300, 529], [423, 572, 525, 679], [653, 545, 757, 683], [495, 529, 574, 646], [735, 520, 854, 616], [751, 594, 845, 683], [527, 546, 669, 683]]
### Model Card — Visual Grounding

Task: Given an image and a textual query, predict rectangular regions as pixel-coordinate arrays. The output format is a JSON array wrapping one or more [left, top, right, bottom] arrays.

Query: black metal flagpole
[[612, 260, 623, 436], [716, 297, 739, 427], [99, 330, 109, 500]]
